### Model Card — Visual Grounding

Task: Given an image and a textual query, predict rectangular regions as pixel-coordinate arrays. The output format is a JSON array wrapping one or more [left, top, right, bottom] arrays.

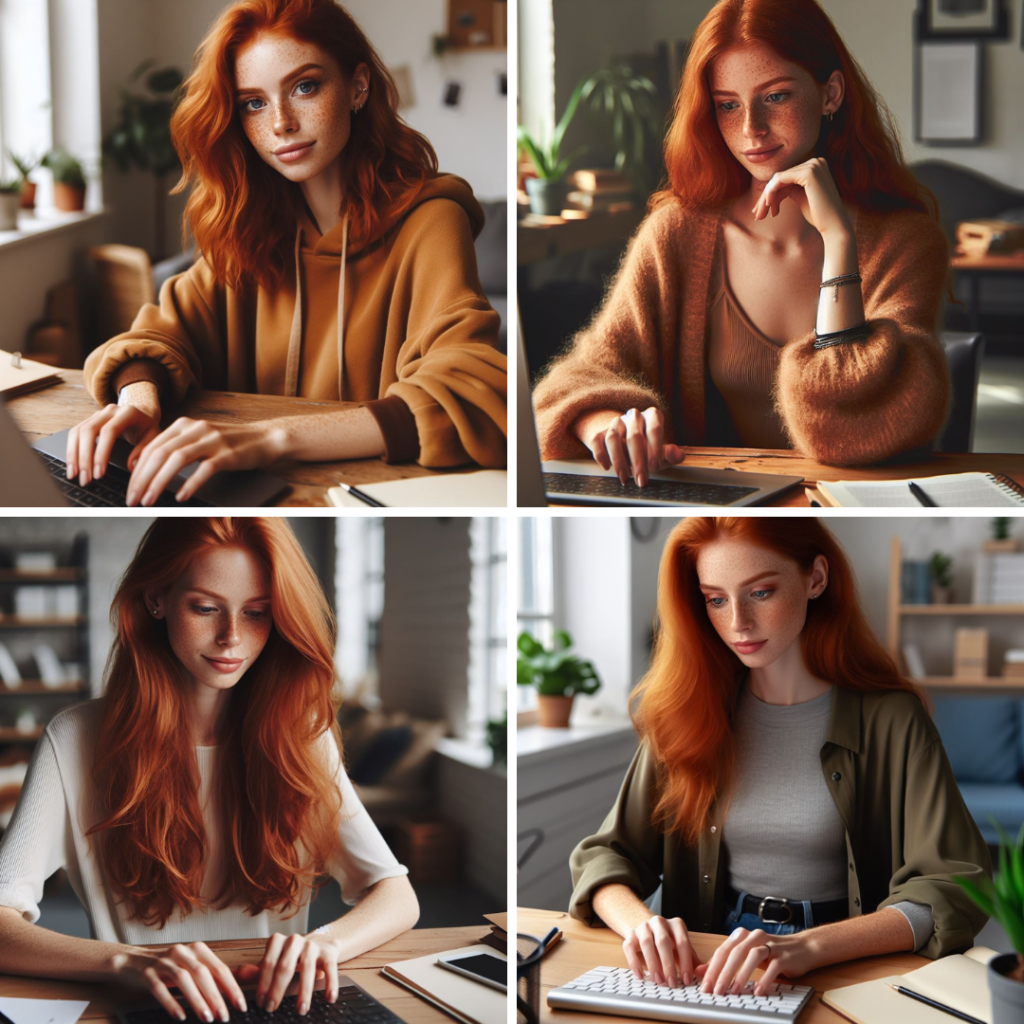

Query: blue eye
[[751, 589, 772, 599], [705, 596, 726, 607], [717, 101, 739, 112], [296, 79, 318, 95], [245, 609, 268, 620], [192, 605, 216, 614], [765, 92, 788, 103]]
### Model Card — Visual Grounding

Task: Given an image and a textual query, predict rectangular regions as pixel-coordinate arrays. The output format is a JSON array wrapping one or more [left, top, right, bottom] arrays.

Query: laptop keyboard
[[36, 450, 211, 507], [544, 472, 759, 505], [122, 987, 406, 1024]]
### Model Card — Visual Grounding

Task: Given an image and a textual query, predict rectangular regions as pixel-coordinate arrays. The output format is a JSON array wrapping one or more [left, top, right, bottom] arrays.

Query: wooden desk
[[0, 925, 482, 1023], [950, 251, 1024, 332], [517, 908, 928, 1024], [5, 371, 445, 507]]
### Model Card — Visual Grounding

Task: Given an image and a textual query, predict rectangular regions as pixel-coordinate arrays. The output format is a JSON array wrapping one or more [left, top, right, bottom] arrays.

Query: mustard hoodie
[[83, 174, 506, 468]]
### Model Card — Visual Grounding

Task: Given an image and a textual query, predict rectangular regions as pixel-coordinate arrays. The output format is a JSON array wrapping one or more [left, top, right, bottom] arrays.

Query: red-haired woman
[[68, 0, 505, 506], [535, 0, 950, 485], [0, 518, 418, 1019], [570, 518, 990, 996]]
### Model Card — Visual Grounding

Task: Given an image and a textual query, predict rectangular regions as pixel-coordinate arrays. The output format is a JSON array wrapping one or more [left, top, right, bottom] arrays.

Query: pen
[[886, 984, 985, 1024], [538, 927, 559, 951], [339, 482, 387, 507], [908, 481, 938, 507]]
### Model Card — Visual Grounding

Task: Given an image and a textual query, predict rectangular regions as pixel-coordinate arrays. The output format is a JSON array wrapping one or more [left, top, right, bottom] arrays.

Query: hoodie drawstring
[[285, 213, 349, 399]]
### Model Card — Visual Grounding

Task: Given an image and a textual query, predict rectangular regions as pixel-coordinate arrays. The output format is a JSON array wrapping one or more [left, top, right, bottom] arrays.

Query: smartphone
[[436, 951, 507, 992]]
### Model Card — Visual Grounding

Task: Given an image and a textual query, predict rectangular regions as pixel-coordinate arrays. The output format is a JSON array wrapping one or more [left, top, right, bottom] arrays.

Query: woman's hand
[[125, 418, 288, 506], [621, 915, 704, 987], [752, 157, 852, 239], [577, 407, 686, 487], [698, 927, 820, 997], [242, 933, 341, 1016], [65, 396, 161, 488], [112, 943, 248, 1022]]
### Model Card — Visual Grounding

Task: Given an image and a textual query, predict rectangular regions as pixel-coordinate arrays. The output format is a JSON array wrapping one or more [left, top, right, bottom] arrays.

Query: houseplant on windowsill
[[9, 152, 40, 210], [954, 821, 1024, 1022], [517, 629, 601, 728], [42, 149, 87, 212], [0, 178, 21, 231]]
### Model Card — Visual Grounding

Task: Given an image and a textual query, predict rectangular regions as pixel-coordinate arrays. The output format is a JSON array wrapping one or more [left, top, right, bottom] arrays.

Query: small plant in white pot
[[954, 822, 1024, 1022], [0, 177, 21, 231], [517, 629, 601, 728]]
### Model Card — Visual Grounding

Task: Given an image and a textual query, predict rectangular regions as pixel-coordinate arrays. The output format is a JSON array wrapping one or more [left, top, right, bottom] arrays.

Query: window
[[467, 517, 507, 740], [516, 516, 555, 711], [334, 517, 384, 704]]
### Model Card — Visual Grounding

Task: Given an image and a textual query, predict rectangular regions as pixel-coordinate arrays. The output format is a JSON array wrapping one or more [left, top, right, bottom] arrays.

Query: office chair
[[937, 331, 985, 452]]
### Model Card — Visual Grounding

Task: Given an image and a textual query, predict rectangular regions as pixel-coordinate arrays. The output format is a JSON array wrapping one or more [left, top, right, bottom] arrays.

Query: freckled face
[[709, 42, 827, 181], [156, 546, 273, 693], [695, 537, 821, 670], [234, 32, 357, 184]]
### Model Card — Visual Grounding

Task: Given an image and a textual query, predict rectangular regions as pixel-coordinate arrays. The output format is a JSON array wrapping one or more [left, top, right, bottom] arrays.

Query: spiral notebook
[[814, 473, 1024, 508]]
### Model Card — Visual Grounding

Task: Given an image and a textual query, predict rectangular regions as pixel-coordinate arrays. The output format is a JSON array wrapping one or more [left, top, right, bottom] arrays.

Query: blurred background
[[0, 0, 508, 378], [517, 0, 1024, 453], [516, 514, 1023, 952], [0, 515, 506, 936]]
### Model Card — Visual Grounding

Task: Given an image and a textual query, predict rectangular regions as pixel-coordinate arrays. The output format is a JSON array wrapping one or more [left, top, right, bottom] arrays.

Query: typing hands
[[240, 932, 343, 1016], [621, 915, 704, 988], [697, 927, 817, 997], [577, 407, 686, 488]]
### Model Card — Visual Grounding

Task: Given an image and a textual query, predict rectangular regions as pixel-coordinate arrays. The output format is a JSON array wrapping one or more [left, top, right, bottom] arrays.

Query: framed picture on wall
[[447, 0, 507, 51], [915, 0, 1010, 40], [914, 40, 984, 144]]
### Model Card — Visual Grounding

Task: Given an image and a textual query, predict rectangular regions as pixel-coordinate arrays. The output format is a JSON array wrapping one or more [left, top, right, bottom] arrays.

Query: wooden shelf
[[900, 604, 1024, 615], [0, 680, 86, 694], [0, 569, 84, 583], [0, 727, 43, 742], [0, 616, 85, 628]]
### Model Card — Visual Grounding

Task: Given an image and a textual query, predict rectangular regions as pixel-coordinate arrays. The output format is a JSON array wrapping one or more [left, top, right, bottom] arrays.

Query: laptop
[[0, 399, 289, 507], [517, 318, 804, 507]]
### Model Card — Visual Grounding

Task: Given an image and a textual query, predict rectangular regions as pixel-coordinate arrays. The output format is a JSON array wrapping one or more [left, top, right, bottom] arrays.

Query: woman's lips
[[204, 656, 244, 673], [744, 145, 782, 164], [276, 141, 315, 163], [733, 640, 768, 654]]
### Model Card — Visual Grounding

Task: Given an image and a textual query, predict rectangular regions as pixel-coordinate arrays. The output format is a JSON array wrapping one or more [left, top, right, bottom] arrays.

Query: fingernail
[[177, 1012, 186, 1022], [637, 473, 647, 488], [93, 463, 101, 478], [204, 1012, 213, 1023], [238, 998, 247, 1013]]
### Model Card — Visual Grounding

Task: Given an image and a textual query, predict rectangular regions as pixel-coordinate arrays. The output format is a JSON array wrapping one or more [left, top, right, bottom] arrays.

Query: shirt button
[[710, 826, 717, 834], [832, 772, 842, 781], [854, 897, 861, 908], [703, 875, 710, 884]]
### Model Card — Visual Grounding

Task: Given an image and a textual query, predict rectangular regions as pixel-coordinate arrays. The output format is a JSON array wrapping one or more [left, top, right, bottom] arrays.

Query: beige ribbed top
[[706, 257, 792, 450], [0, 700, 407, 945]]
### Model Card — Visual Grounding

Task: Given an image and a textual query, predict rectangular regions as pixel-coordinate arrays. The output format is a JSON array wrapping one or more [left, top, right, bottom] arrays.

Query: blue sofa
[[931, 695, 1024, 845]]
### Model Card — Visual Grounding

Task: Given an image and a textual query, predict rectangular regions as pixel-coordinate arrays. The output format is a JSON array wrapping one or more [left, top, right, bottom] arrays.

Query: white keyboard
[[548, 966, 814, 1023]]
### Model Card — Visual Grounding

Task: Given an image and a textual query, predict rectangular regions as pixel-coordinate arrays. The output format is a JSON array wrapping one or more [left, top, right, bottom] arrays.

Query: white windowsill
[[0, 209, 109, 253], [436, 736, 505, 776], [517, 719, 635, 765]]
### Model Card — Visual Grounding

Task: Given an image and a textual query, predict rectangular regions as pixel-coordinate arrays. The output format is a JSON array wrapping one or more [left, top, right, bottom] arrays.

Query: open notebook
[[822, 945, 997, 1024], [814, 473, 1024, 508], [327, 469, 507, 508]]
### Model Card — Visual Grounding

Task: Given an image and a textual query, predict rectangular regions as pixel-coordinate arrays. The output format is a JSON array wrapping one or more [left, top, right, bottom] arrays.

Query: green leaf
[[517, 632, 543, 657], [553, 630, 572, 650], [953, 875, 996, 919]]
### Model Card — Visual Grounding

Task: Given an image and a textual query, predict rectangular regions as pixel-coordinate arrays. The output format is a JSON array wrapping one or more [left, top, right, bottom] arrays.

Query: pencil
[[339, 482, 387, 507], [886, 983, 985, 1024]]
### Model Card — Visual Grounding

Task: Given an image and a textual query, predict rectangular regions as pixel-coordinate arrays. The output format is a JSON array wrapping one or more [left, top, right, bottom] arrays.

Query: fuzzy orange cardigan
[[533, 202, 951, 467]]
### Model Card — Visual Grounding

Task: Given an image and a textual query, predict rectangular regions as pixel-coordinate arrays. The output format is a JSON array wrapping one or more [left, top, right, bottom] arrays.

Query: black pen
[[339, 482, 387, 507], [908, 481, 938, 507], [887, 983, 985, 1024]]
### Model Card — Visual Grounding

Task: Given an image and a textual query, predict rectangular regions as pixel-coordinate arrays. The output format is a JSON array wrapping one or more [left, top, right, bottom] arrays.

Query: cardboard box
[[954, 628, 988, 679]]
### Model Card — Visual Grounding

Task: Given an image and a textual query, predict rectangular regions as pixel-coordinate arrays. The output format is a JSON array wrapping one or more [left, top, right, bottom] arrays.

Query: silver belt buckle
[[758, 895, 793, 924]]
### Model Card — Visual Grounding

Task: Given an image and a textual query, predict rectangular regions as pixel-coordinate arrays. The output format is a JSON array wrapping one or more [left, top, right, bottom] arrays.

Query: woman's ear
[[351, 62, 370, 112], [823, 70, 845, 118], [809, 555, 829, 600], [144, 591, 164, 619]]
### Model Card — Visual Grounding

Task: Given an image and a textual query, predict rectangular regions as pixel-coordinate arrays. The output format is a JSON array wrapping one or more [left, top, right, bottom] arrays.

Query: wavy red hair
[[654, 0, 932, 215], [631, 517, 924, 846], [171, 0, 438, 291], [86, 517, 343, 929]]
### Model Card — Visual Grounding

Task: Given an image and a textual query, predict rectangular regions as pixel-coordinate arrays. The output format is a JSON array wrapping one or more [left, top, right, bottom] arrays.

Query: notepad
[[822, 945, 996, 1024], [0, 349, 62, 399], [327, 469, 507, 508], [0, 996, 89, 1024], [815, 473, 1024, 507]]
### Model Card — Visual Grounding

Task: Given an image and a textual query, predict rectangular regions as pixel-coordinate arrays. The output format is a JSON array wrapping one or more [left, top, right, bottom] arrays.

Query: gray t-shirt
[[723, 684, 934, 950]]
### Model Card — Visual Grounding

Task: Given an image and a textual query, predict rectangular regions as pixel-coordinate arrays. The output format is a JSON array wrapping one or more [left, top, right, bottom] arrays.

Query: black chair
[[937, 331, 985, 452]]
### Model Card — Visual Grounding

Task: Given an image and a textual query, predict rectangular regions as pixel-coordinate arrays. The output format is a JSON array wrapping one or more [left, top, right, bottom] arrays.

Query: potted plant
[[42, 148, 87, 211], [486, 711, 507, 768], [8, 152, 40, 210], [986, 518, 1019, 553], [517, 63, 660, 216], [103, 60, 184, 259], [0, 177, 21, 231], [954, 822, 1024, 1022], [930, 551, 954, 604], [517, 629, 601, 728]]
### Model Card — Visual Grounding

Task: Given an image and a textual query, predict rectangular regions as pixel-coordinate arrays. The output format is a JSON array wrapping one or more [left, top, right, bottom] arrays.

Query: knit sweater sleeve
[[83, 258, 226, 408], [532, 205, 684, 460], [377, 198, 507, 469], [0, 733, 70, 923], [774, 211, 951, 466]]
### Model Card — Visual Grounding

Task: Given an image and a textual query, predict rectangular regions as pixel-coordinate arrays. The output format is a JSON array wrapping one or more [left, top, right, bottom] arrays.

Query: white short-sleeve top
[[0, 700, 407, 945]]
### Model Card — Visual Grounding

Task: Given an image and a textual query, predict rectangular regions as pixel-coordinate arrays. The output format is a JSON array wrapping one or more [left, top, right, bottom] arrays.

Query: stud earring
[[827, 110, 834, 123]]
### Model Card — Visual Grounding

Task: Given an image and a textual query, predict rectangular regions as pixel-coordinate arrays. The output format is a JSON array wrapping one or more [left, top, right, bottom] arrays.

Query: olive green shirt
[[569, 684, 992, 959]]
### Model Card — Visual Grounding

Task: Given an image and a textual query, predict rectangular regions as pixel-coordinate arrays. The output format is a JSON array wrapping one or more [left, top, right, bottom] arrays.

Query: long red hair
[[171, 0, 438, 291], [86, 517, 343, 929], [631, 517, 923, 846], [654, 0, 932, 215]]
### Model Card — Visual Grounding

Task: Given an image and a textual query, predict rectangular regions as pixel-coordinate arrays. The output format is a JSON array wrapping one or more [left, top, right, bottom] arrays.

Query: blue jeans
[[718, 890, 810, 936]]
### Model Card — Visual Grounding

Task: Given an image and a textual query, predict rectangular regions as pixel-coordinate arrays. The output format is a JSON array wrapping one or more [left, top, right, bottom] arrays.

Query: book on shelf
[[974, 552, 1024, 604]]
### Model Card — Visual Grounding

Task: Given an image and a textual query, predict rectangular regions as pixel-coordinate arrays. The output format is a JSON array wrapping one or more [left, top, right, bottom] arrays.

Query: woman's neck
[[301, 159, 344, 236], [746, 639, 831, 706], [188, 682, 234, 747]]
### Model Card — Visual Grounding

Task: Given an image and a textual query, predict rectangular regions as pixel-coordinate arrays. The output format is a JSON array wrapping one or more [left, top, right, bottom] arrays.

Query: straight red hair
[[86, 517, 343, 929], [631, 517, 924, 846], [654, 0, 933, 215], [171, 0, 438, 292]]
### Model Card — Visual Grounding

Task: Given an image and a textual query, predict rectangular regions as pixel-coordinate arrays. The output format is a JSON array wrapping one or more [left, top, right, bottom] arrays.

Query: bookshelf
[[886, 536, 1024, 695]]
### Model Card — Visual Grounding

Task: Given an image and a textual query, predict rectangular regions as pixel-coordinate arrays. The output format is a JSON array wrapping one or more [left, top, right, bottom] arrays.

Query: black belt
[[726, 886, 848, 928]]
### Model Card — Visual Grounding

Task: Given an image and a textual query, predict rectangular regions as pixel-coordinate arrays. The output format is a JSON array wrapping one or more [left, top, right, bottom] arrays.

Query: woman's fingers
[[257, 933, 287, 1009], [604, 421, 631, 486], [264, 934, 305, 1012], [636, 927, 664, 984], [622, 933, 646, 980], [641, 408, 664, 472], [168, 946, 229, 1023], [731, 944, 770, 995], [296, 945, 320, 1015], [143, 967, 187, 1021], [753, 955, 784, 997], [623, 408, 649, 487], [669, 918, 697, 986], [652, 925, 680, 988], [167, 962, 217, 1023], [192, 943, 248, 1014]]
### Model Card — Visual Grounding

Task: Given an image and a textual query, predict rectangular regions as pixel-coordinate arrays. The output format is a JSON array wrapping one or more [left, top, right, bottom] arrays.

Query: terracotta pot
[[984, 539, 1020, 553], [989, 953, 1024, 1023], [537, 694, 574, 728], [19, 181, 36, 210], [54, 182, 86, 212], [930, 585, 953, 604], [0, 193, 20, 231]]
